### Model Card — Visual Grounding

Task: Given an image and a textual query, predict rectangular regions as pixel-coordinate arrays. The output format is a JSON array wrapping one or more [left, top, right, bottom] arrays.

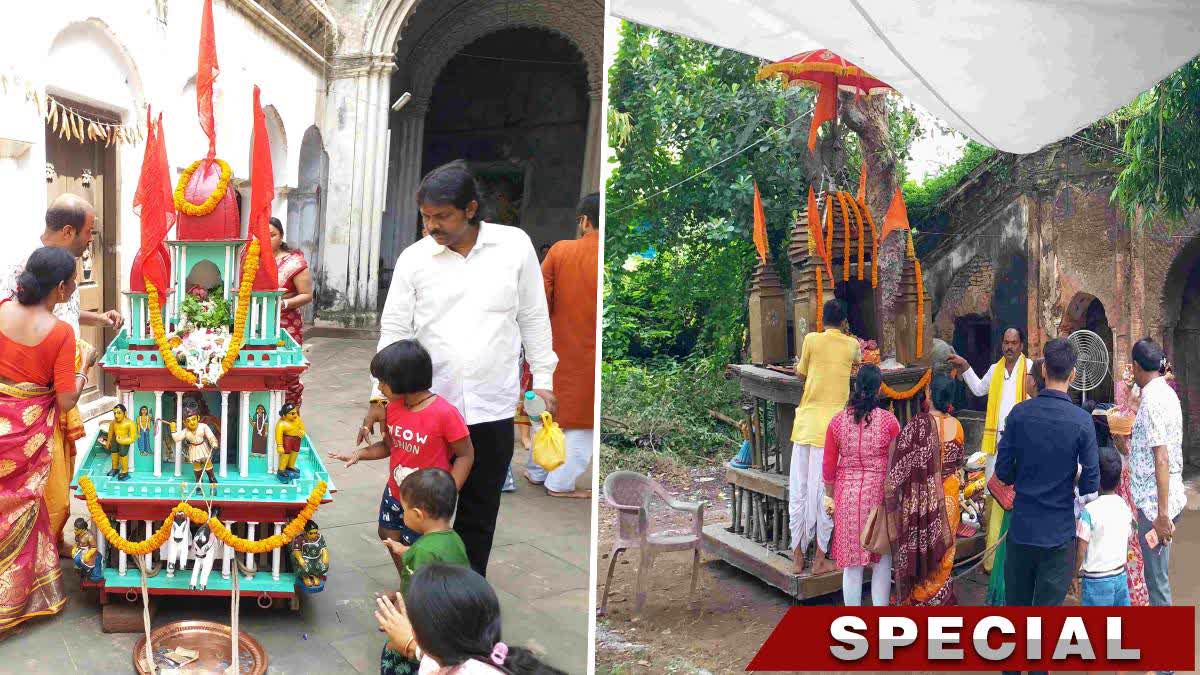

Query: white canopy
[[609, 0, 1200, 154]]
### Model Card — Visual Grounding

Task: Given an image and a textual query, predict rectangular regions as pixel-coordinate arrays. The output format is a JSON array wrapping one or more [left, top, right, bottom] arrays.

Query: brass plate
[[132, 620, 268, 675]]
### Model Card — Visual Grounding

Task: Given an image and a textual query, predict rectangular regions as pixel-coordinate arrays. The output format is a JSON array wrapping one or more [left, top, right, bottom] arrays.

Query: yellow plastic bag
[[532, 411, 566, 472]]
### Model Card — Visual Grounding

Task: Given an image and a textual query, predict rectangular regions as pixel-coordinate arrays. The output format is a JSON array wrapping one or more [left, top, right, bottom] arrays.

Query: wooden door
[[45, 117, 116, 403]]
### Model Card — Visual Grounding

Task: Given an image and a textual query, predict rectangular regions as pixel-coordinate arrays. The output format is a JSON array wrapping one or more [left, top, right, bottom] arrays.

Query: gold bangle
[[403, 637, 416, 659]]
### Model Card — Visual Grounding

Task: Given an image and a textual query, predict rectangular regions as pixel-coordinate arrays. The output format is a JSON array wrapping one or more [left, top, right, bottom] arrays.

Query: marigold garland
[[174, 159, 232, 217], [859, 197, 879, 288], [79, 475, 327, 556], [145, 239, 260, 386], [906, 232, 925, 359], [824, 194, 834, 264], [845, 195, 866, 281], [836, 192, 851, 281], [814, 265, 824, 332], [880, 368, 931, 400]]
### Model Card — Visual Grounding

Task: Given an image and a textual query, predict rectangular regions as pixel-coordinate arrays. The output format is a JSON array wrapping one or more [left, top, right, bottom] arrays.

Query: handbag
[[858, 423, 892, 555], [987, 473, 1015, 511]]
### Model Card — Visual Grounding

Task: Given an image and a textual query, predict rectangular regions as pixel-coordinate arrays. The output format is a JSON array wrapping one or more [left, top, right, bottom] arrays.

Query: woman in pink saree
[[0, 247, 83, 632], [269, 218, 313, 406]]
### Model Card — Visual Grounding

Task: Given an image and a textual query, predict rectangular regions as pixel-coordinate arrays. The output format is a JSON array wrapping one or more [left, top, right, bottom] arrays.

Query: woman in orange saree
[[887, 374, 963, 606], [0, 247, 82, 632]]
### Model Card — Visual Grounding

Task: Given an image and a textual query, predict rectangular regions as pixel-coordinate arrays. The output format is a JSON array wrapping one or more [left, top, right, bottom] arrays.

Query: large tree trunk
[[840, 93, 905, 364]]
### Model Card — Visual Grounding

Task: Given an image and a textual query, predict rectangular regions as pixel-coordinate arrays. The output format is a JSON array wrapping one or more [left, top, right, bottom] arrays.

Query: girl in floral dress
[[822, 364, 901, 606], [1110, 364, 1151, 606], [269, 218, 312, 406]]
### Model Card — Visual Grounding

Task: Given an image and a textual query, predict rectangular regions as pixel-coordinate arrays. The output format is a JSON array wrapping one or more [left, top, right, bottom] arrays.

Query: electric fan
[[1067, 329, 1110, 404]]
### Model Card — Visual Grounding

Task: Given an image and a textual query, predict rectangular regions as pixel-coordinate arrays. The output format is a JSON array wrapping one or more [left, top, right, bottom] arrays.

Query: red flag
[[807, 83, 837, 151], [880, 185, 911, 244], [807, 186, 833, 282], [197, 0, 219, 162], [752, 181, 768, 263], [130, 109, 174, 293], [249, 86, 279, 290]]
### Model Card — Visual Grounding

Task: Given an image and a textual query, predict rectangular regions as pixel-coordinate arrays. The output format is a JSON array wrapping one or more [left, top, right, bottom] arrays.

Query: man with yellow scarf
[[948, 328, 1033, 582]]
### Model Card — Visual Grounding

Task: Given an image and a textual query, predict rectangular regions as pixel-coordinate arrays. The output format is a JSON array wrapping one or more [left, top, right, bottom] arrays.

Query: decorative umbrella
[[756, 50, 892, 150]]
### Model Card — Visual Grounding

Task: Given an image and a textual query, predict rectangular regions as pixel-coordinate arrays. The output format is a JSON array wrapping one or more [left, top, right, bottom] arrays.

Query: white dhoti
[[788, 442, 834, 554]]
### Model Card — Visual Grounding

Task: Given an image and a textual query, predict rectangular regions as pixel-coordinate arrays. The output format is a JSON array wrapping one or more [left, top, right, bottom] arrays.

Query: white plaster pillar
[[271, 522, 283, 581], [239, 393, 250, 478], [268, 391, 280, 475], [245, 522, 257, 572], [94, 520, 107, 571], [386, 98, 428, 264], [320, 53, 397, 320], [174, 394, 183, 477], [118, 520, 128, 576], [581, 86, 603, 197], [153, 391, 163, 477], [219, 391, 230, 477]]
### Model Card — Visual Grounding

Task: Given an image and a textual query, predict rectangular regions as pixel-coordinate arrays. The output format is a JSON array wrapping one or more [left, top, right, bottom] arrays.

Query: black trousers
[[453, 418, 514, 577], [1002, 539, 1075, 675]]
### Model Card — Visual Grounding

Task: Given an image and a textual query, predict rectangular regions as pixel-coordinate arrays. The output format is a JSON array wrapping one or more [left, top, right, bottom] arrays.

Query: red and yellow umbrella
[[757, 50, 892, 150]]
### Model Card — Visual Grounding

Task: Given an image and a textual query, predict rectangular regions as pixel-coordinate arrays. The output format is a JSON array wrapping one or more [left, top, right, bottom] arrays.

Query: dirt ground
[[595, 458, 1200, 675]]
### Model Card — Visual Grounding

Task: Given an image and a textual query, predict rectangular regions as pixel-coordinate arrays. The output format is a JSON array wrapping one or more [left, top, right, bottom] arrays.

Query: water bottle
[[523, 390, 547, 417]]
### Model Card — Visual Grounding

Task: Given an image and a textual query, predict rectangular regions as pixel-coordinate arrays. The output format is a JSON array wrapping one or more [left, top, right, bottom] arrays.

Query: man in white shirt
[[360, 162, 557, 576], [947, 327, 1033, 478]]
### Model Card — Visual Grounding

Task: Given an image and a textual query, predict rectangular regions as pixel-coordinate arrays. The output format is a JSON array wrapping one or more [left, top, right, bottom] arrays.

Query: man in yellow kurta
[[790, 300, 860, 574], [947, 327, 1032, 572], [100, 404, 137, 481]]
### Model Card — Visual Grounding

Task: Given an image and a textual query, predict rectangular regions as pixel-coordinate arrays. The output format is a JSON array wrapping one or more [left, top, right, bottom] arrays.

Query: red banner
[[748, 606, 1195, 671]]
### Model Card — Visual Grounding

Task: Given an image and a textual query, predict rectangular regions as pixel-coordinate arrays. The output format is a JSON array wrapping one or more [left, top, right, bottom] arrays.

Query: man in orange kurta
[[524, 193, 598, 498]]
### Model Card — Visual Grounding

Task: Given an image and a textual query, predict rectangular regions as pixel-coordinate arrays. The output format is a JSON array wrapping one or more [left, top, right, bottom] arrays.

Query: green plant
[[181, 285, 232, 330]]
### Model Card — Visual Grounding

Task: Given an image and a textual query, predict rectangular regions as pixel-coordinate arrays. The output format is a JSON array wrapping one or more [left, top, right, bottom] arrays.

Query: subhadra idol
[[68, 11, 333, 616]]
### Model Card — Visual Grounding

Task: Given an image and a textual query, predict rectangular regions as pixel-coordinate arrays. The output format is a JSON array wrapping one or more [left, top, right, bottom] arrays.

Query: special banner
[[748, 606, 1195, 671]]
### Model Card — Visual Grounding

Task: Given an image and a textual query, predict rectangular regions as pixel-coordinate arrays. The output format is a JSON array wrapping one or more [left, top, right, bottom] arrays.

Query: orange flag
[[807, 186, 834, 282], [807, 83, 837, 152], [197, 0, 220, 162], [857, 157, 867, 202], [752, 181, 768, 263], [249, 86, 279, 289], [880, 186, 911, 244]]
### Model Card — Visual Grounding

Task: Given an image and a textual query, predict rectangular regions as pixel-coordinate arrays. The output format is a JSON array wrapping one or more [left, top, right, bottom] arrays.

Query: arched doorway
[[1060, 292, 1115, 405], [288, 126, 327, 321], [1164, 235, 1200, 467]]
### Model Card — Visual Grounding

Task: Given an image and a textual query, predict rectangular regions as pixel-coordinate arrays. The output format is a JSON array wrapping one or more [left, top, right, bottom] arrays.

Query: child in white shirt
[[1072, 446, 1133, 606]]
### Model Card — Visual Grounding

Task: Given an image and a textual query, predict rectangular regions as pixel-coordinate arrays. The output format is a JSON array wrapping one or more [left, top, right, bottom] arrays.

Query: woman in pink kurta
[[823, 364, 900, 606]]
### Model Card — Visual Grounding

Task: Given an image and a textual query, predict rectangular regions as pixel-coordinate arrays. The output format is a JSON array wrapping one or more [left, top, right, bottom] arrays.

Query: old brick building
[[922, 140, 1200, 466]]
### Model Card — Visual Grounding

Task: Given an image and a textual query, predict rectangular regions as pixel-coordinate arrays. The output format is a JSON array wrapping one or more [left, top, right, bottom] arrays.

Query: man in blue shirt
[[996, 337, 1100, 610]]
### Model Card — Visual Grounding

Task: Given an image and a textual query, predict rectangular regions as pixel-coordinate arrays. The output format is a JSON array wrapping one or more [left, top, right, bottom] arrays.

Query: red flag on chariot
[[249, 86, 279, 290], [130, 109, 175, 293], [197, 0, 219, 163]]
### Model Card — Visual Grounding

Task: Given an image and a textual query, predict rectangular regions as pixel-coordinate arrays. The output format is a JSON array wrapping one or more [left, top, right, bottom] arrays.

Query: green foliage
[[1112, 56, 1200, 225], [605, 23, 924, 365], [181, 286, 231, 330], [902, 141, 996, 223], [600, 359, 742, 470]]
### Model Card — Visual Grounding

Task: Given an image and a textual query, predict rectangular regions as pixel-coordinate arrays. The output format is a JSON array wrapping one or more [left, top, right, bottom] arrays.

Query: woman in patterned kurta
[[269, 219, 312, 406], [889, 376, 962, 606], [822, 365, 900, 606], [1110, 365, 1151, 606]]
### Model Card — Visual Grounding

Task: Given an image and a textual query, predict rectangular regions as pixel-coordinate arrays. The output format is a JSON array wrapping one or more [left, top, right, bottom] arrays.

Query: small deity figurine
[[250, 403, 269, 455], [71, 517, 104, 582], [190, 524, 218, 591], [165, 511, 191, 577], [100, 404, 138, 481], [290, 520, 329, 590], [275, 403, 305, 484], [136, 405, 153, 456], [163, 404, 219, 492]]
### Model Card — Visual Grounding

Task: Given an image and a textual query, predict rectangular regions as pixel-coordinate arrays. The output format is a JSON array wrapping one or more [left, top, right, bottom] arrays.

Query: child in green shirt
[[380, 468, 469, 674]]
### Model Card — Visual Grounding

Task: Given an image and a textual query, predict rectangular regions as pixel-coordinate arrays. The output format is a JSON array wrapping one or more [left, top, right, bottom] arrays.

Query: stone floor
[[0, 337, 592, 674]]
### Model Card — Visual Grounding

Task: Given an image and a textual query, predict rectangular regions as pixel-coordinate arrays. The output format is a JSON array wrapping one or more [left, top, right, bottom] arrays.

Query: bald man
[[0, 194, 125, 550]]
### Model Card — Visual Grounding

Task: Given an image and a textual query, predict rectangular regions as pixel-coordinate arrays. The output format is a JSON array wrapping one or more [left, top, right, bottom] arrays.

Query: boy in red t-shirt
[[330, 339, 474, 576]]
